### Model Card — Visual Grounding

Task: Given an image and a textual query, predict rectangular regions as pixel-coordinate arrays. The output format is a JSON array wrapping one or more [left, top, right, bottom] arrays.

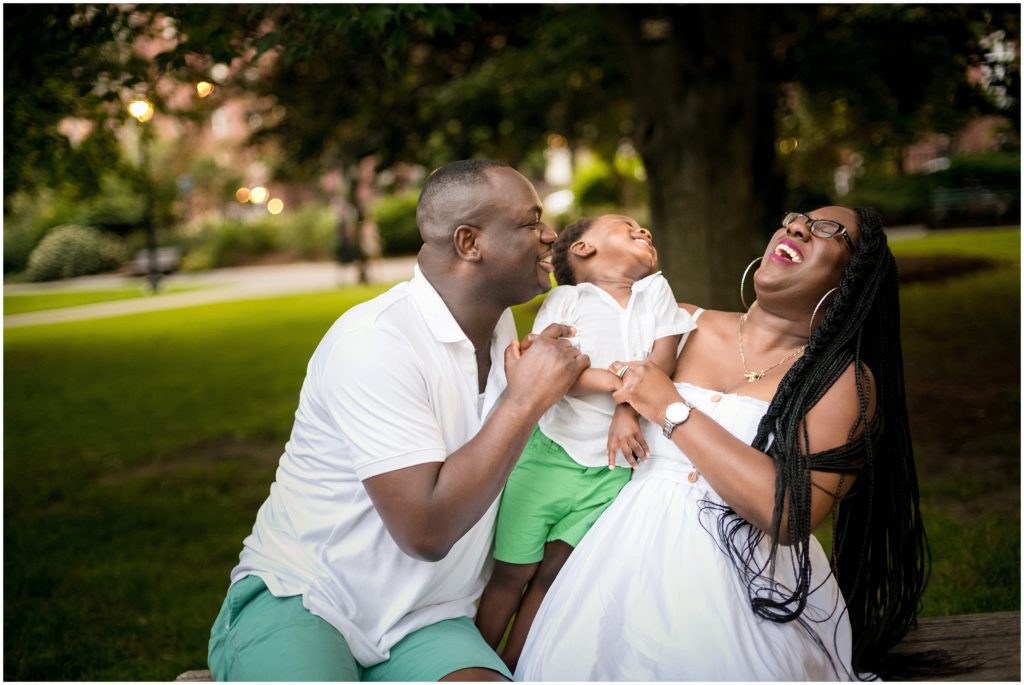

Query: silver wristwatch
[[662, 400, 694, 438]]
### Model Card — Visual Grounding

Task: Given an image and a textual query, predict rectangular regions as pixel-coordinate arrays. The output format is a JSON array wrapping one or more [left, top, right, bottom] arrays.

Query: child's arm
[[571, 334, 680, 397], [649, 334, 683, 377], [568, 368, 622, 397], [606, 402, 647, 469], [605, 334, 682, 469]]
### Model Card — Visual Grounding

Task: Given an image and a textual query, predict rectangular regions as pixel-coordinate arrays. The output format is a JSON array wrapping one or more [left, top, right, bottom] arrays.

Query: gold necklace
[[738, 313, 805, 383]]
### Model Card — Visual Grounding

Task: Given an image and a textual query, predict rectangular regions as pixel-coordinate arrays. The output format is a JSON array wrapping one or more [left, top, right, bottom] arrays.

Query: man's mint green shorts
[[208, 575, 512, 681], [494, 426, 631, 564]]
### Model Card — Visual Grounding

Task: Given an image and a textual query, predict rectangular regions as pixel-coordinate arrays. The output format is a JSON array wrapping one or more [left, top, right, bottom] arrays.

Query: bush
[[373, 191, 422, 255], [180, 215, 282, 270], [275, 204, 336, 260], [25, 225, 127, 282], [842, 174, 934, 225], [844, 151, 1021, 226], [3, 190, 82, 274], [177, 205, 340, 271], [573, 155, 619, 208], [78, 173, 147, 235]]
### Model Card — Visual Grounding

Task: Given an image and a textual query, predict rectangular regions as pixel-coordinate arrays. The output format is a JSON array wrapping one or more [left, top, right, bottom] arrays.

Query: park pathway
[[3, 257, 418, 329], [4, 226, 931, 330]]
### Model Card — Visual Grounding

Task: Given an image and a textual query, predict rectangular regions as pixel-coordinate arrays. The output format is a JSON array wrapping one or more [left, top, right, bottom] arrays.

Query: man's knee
[[209, 579, 360, 681], [441, 666, 511, 681]]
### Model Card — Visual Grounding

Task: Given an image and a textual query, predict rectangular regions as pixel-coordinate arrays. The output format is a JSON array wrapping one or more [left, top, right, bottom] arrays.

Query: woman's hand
[[609, 360, 682, 425], [606, 404, 649, 469]]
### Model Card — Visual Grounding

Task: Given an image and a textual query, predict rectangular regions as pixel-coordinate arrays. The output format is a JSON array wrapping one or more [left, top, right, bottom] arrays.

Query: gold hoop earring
[[740, 257, 762, 311], [809, 287, 839, 338]]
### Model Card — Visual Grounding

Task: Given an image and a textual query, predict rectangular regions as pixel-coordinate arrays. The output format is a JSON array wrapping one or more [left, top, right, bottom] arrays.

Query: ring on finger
[[615, 366, 629, 379]]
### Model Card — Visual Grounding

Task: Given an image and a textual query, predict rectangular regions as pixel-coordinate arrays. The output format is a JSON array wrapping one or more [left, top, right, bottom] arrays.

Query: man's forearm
[[362, 394, 544, 561]]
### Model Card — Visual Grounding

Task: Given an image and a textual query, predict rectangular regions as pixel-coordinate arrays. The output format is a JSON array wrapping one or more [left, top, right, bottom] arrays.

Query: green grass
[[4, 285, 206, 315], [888, 227, 1020, 618], [3, 227, 1020, 679]]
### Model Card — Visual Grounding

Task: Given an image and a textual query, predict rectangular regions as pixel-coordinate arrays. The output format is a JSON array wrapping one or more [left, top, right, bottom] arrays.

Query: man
[[208, 160, 589, 681]]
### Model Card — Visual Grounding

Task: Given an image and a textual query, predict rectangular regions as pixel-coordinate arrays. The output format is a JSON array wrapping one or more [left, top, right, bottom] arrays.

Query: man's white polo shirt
[[231, 265, 518, 666]]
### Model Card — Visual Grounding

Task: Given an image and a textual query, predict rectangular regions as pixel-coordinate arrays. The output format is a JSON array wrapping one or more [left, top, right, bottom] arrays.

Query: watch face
[[665, 402, 690, 423]]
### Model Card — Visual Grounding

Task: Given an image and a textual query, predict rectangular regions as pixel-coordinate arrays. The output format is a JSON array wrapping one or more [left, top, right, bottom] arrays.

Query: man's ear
[[570, 240, 595, 259], [453, 224, 482, 262]]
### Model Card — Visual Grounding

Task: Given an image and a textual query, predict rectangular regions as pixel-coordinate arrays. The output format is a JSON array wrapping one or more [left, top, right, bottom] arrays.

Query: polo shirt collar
[[409, 265, 471, 344], [575, 271, 663, 302], [630, 271, 663, 293]]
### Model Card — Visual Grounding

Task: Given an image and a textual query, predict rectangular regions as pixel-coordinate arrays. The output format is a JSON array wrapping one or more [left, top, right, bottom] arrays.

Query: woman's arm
[[612, 360, 872, 543]]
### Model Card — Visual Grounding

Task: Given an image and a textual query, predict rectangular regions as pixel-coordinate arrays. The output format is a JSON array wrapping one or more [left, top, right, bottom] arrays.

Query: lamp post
[[128, 98, 161, 293]]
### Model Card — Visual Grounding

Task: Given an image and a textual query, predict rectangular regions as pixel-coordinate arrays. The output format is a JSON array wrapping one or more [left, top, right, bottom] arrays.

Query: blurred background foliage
[[2, 5, 1020, 679], [3, 5, 1019, 300]]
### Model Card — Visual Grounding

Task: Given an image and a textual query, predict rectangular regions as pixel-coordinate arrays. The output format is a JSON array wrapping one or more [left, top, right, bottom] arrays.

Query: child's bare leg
[[476, 560, 539, 649], [499, 540, 574, 671]]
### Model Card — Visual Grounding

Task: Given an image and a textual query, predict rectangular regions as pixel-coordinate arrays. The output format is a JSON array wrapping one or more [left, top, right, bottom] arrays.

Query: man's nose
[[540, 223, 556, 243]]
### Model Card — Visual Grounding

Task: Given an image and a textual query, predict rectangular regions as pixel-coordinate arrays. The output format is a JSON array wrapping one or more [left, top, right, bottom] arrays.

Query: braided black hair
[[714, 207, 928, 678], [552, 217, 597, 286]]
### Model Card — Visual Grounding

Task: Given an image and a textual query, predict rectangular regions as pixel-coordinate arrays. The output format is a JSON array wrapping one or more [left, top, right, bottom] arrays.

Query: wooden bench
[[887, 610, 1020, 681], [126, 247, 182, 276], [175, 610, 1020, 681]]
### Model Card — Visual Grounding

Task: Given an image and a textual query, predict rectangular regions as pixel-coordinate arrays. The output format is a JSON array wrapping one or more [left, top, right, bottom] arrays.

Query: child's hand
[[606, 404, 649, 469]]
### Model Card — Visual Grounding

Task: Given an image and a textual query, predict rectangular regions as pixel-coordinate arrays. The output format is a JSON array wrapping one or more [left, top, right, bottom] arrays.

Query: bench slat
[[889, 610, 1020, 681], [175, 611, 1020, 682]]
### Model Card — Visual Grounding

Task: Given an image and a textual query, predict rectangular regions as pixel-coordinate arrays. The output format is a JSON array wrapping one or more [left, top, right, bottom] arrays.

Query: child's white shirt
[[533, 272, 697, 468]]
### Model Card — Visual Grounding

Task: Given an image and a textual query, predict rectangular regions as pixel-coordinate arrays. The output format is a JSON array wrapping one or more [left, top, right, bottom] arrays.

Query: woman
[[515, 207, 928, 681]]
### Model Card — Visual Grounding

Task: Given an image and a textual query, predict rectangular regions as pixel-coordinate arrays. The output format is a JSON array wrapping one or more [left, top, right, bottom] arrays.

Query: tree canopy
[[4, 4, 1018, 304]]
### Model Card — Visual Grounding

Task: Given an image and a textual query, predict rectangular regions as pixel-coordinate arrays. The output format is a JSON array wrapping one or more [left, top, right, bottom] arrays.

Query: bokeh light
[[267, 198, 284, 215], [249, 186, 269, 204], [127, 99, 154, 123], [236, 187, 251, 203], [196, 81, 215, 98]]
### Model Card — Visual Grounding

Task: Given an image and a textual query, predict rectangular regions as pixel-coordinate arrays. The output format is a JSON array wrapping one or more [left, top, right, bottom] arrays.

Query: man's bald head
[[416, 160, 512, 246]]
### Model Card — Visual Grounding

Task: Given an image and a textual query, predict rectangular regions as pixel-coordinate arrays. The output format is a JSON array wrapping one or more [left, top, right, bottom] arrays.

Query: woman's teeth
[[775, 244, 802, 262]]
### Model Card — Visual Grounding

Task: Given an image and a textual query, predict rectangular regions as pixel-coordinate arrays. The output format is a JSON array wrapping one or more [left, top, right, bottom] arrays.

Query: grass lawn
[[3, 228, 1019, 679], [4, 285, 206, 315]]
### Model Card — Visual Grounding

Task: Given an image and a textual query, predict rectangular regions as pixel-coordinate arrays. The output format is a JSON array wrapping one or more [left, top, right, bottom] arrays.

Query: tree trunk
[[607, 6, 777, 311]]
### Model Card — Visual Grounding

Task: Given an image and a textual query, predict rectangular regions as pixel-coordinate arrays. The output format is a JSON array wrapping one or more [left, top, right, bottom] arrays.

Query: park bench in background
[[126, 247, 182, 276], [173, 610, 1020, 681], [929, 186, 1020, 227]]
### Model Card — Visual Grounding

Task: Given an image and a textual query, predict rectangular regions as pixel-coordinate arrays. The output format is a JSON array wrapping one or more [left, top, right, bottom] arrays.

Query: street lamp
[[128, 99, 161, 293]]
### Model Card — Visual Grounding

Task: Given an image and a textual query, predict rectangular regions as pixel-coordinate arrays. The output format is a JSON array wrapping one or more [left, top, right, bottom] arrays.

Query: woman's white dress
[[515, 383, 854, 682]]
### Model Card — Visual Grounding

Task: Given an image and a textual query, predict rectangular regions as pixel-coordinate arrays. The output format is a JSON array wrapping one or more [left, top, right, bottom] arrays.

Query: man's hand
[[606, 404, 649, 469], [504, 323, 589, 418]]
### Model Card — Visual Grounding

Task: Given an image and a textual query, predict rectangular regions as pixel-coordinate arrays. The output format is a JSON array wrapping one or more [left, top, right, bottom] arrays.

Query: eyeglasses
[[783, 212, 854, 253]]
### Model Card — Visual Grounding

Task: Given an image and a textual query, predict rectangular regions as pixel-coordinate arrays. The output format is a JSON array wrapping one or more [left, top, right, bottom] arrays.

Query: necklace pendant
[[744, 371, 765, 383]]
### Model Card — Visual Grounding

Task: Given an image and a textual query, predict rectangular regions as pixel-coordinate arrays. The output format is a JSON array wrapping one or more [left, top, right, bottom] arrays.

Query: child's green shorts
[[494, 426, 631, 564]]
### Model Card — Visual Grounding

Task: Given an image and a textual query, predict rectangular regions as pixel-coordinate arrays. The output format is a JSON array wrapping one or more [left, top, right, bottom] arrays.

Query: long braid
[[716, 207, 928, 677]]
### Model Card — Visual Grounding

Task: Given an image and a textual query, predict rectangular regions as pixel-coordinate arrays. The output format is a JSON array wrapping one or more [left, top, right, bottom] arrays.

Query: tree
[[2, 5, 145, 211], [597, 4, 1019, 306], [7, 5, 1016, 303], [158, 4, 1014, 306]]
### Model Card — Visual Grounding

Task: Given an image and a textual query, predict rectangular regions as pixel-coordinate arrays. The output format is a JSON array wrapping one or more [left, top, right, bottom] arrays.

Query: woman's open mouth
[[770, 239, 803, 264]]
